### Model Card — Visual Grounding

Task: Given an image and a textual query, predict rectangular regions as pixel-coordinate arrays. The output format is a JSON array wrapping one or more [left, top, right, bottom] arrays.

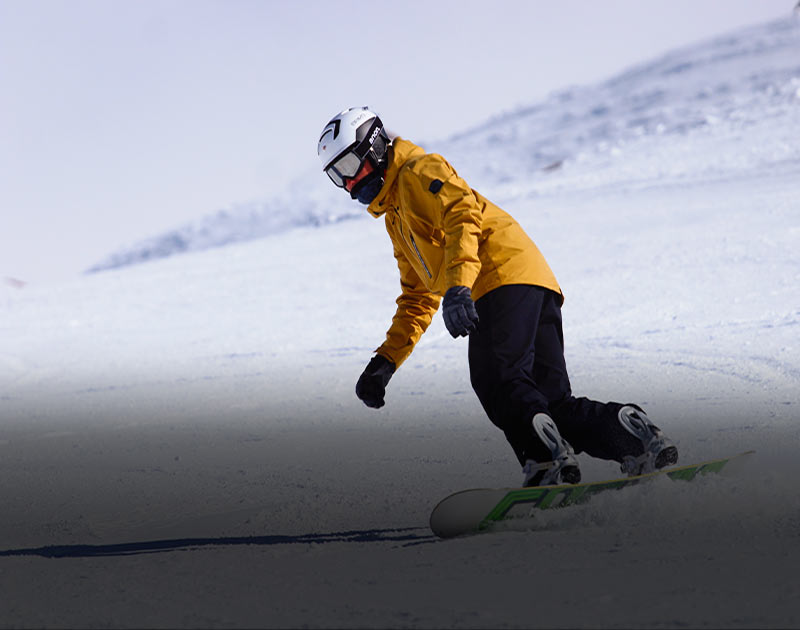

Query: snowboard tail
[[430, 450, 755, 539]]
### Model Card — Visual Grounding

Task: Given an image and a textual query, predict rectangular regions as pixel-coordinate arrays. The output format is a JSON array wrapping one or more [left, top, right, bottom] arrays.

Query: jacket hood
[[366, 137, 426, 218]]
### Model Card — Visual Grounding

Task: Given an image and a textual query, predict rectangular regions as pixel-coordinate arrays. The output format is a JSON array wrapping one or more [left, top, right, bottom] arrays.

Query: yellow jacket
[[369, 138, 562, 367]]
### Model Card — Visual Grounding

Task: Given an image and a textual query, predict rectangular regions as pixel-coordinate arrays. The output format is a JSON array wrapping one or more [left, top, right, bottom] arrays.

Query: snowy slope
[[1, 17, 800, 629], [87, 18, 800, 272], [438, 17, 800, 190]]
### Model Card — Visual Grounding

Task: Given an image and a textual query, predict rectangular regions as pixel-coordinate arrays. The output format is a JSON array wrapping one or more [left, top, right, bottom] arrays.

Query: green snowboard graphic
[[430, 451, 755, 538]]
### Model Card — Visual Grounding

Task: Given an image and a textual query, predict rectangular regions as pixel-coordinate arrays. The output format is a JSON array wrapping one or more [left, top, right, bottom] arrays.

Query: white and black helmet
[[317, 106, 390, 191]]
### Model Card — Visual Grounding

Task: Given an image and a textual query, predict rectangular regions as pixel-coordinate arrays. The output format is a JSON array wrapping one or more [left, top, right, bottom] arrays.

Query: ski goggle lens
[[325, 151, 363, 187]]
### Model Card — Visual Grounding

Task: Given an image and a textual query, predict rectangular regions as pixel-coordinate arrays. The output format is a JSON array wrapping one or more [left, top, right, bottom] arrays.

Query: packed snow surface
[[1, 17, 799, 629]]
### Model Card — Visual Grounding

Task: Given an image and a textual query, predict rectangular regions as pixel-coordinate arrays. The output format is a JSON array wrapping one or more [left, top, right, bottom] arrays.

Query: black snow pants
[[468, 284, 640, 466]]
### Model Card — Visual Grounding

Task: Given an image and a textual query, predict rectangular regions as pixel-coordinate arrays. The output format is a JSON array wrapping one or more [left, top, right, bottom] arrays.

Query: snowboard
[[429, 450, 755, 539]]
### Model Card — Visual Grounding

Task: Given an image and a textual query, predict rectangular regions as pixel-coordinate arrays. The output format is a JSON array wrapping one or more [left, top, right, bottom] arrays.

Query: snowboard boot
[[522, 413, 582, 487], [617, 405, 679, 476]]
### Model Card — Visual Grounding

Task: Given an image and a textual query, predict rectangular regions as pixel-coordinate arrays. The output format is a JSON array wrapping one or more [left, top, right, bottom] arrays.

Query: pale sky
[[0, 0, 794, 283]]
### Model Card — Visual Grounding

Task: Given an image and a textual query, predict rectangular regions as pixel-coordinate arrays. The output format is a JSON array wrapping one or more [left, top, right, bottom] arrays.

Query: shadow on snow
[[0, 527, 436, 559]]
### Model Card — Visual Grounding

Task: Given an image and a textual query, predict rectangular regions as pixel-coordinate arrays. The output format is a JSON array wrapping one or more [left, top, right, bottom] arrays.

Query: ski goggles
[[325, 122, 387, 188], [325, 150, 364, 188]]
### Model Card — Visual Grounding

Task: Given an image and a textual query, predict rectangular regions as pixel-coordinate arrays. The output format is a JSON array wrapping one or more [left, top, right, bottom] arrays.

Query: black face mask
[[351, 170, 385, 205]]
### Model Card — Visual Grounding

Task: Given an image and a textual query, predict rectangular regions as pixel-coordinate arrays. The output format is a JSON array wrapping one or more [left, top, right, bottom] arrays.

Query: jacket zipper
[[409, 233, 433, 279], [393, 209, 433, 279], [409, 234, 433, 279]]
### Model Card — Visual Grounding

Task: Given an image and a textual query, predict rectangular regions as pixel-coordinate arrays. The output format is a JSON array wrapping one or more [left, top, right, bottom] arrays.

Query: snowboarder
[[318, 106, 678, 486]]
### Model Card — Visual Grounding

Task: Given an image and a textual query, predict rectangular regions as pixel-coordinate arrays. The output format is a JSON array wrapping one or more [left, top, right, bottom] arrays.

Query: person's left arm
[[406, 155, 483, 337]]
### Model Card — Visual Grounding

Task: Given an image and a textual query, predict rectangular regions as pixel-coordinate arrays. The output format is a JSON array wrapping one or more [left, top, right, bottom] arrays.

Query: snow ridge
[[86, 188, 359, 273], [437, 18, 800, 188]]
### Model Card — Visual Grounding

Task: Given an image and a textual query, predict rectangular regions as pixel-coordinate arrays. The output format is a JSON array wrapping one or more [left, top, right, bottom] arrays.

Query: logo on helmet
[[350, 112, 368, 126], [369, 125, 381, 144]]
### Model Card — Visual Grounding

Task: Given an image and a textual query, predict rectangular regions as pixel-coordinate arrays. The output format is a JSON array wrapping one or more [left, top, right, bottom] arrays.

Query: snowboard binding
[[618, 405, 679, 476], [522, 413, 582, 487]]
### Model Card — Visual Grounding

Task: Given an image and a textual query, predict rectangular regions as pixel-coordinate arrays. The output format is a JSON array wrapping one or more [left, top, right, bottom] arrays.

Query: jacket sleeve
[[441, 170, 483, 291], [375, 239, 441, 368], [407, 154, 484, 291]]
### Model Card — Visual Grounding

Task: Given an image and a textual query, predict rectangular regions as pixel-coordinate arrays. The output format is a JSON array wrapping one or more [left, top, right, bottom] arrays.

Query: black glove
[[355, 354, 396, 409], [442, 286, 479, 338]]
